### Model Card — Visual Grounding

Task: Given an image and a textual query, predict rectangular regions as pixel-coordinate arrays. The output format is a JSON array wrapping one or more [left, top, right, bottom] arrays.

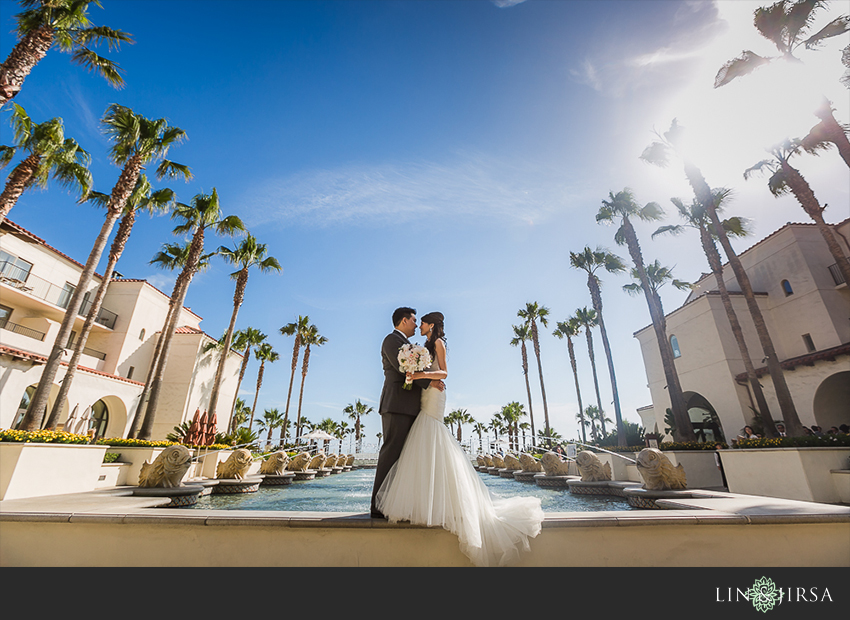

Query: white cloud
[[491, 0, 528, 7], [242, 152, 579, 229]]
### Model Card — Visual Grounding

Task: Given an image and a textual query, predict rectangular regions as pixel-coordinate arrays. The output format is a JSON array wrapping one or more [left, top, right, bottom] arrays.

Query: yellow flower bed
[[0, 428, 90, 444]]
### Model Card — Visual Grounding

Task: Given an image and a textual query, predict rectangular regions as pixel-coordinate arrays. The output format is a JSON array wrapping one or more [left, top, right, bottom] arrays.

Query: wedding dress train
[[376, 362, 544, 567]]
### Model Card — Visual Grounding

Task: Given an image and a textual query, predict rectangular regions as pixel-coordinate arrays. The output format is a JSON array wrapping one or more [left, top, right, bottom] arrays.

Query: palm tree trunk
[[295, 345, 311, 441], [0, 153, 40, 224], [779, 159, 850, 286], [622, 218, 690, 443], [530, 321, 551, 442], [249, 361, 265, 430], [229, 346, 252, 435], [208, 269, 248, 420], [685, 161, 798, 437], [45, 208, 136, 429], [283, 337, 301, 441], [520, 342, 536, 443], [0, 25, 54, 105], [19, 195, 131, 430], [584, 325, 604, 435], [700, 224, 774, 435], [137, 225, 205, 440], [587, 275, 620, 439], [566, 336, 586, 443]]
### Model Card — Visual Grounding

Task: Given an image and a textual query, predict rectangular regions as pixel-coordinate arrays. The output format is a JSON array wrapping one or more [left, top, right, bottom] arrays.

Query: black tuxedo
[[370, 329, 430, 517]]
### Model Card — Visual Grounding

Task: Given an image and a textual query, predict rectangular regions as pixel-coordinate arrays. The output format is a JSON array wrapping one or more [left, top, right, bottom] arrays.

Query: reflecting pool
[[189, 467, 632, 512]]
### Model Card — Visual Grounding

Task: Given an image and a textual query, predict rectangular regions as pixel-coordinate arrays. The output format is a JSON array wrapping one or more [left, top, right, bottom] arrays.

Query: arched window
[[139, 328, 146, 340], [670, 334, 682, 358], [13, 386, 36, 428], [781, 280, 793, 296], [90, 399, 109, 439]]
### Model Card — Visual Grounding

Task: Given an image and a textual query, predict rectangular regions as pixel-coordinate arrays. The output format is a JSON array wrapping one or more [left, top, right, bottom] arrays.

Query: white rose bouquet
[[398, 343, 432, 390]]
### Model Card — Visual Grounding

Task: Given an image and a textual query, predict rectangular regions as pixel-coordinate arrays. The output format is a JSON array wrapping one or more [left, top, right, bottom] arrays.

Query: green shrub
[[103, 452, 121, 463], [735, 434, 850, 449], [0, 429, 89, 444]]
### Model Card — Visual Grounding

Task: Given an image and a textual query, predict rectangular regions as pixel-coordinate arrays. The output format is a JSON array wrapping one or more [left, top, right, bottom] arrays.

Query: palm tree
[[802, 98, 850, 169], [136, 188, 244, 440], [553, 317, 587, 443], [45, 175, 176, 428], [745, 138, 850, 285], [499, 402, 525, 452], [315, 417, 339, 453], [714, 0, 850, 167], [206, 234, 281, 421], [279, 315, 311, 441], [294, 324, 327, 441], [344, 399, 373, 453], [509, 322, 536, 446], [473, 421, 487, 452], [569, 246, 626, 438], [0, 0, 133, 105], [22, 104, 190, 432], [230, 397, 251, 432], [448, 408, 474, 444], [0, 104, 92, 224], [574, 305, 606, 436], [517, 302, 551, 442], [249, 342, 279, 430], [518, 421, 531, 451], [227, 327, 267, 434], [584, 405, 611, 442], [641, 119, 803, 437], [597, 189, 691, 444], [575, 411, 592, 442], [127, 241, 213, 438], [654, 189, 779, 437], [254, 407, 285, 451]]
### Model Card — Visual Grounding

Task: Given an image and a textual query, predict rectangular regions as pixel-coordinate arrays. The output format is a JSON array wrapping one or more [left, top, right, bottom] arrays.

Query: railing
[[0, 261, 118, 329], [828, 262, 846, 286], [0, 318, 46, 341]]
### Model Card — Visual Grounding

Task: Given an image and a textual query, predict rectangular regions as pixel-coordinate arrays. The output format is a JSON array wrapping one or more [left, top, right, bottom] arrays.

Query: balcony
[[0, 261, 118, 329], [828, 262, 847, 287], [0, 318, 46, 342]]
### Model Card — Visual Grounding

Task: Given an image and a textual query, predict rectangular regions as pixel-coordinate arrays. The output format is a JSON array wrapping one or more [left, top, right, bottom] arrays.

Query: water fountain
[[132, 444, 205, 507], [259, 451, 296, 486], [212, 448, 262, 494]]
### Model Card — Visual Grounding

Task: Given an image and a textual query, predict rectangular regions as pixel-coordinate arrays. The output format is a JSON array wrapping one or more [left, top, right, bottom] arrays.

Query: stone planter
[[0, 443, 109, 500], [719, 447, 850, 504], [96, 462, 131, 488], [100, 446, 169, 487], [657, 450, 724, 489]]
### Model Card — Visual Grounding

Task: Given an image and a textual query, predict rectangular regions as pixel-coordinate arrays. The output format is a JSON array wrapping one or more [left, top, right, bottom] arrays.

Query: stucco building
[[0, 218, 242, 440], [634, 219, 850, 442]]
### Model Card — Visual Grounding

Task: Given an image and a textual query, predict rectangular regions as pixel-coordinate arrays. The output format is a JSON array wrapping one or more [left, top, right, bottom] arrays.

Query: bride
[[375, 311, 544, 567]]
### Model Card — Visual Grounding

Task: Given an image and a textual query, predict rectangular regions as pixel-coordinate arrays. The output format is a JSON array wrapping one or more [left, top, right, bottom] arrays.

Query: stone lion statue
[[216, 448, 254, 480], [259, 451, 290, 475], [503, 454, 522, 470], [287, 452, 311, 471], [540, 451, 572, 476], [324, 454, 340, 468], [519, 453, 544, 472], [139, 444, 192, 488], [636, 448, 687, 490], [345, 454, 355, 466], [476, 455, 488, 467], [575, 451, 612, 482], [492, 454, 505, 468], [307, 452, 326, 470]]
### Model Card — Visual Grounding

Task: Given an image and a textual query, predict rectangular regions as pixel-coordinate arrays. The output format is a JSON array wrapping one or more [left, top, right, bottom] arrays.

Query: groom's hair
[[392, 307, 416, 327]]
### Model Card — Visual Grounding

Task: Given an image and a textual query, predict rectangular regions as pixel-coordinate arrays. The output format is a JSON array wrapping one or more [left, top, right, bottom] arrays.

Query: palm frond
[[714, 50, 772, 88], [70, 47, 125, 87], [639, 141, 672, 168], [0, 146, 16, 168], [73, 24, 134, 50], [155, 159, 192, 181], [652, 223, 686, 239]]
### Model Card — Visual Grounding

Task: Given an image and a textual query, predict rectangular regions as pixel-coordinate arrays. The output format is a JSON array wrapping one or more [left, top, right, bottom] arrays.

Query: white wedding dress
[[376, 357, 544, 567]]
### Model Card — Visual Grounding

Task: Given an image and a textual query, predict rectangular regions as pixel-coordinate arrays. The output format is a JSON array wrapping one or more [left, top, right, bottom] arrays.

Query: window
[[127, 366, 135, 380], [0, 250, 33, 281], [0, 304, 11, 328], [90, 399, 109, 439], [802, 333, 816, 353], [781, 279, 793, 296], [13, 386, 36, 429], [139, 328, 146, 341], [670, 334, 682, 358], [57, 282, 75, 309]]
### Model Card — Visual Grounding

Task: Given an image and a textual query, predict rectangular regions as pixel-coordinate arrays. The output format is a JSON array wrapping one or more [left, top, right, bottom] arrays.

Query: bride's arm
[[407, 339, 448, 382]]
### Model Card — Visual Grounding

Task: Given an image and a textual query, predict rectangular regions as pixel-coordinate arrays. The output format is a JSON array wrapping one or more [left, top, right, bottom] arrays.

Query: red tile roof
[[0, 344, 145, 386]]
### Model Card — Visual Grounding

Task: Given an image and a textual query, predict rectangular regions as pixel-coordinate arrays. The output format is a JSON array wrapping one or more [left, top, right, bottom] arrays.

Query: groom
[[370, 306, 445, 519]]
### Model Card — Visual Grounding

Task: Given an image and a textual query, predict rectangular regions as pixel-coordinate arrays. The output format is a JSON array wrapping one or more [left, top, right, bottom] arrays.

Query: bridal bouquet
[[398, 343, 432, 390]]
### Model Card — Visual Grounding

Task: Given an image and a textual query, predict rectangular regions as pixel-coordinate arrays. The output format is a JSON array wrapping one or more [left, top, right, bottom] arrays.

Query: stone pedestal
[[623, 487, 698, 509], [512, 470, 540, 482], [211, 477, 262, 494], [567, 480, 641, 496], [499, 468, 519, 479], [534, 474, 580, 488], [330, 467, 343, 475], [293, 470, 317, 480], [132, 484, 205, 507], [316, 468, 332, 477], [261, 473, 296, 486], [487, 467, 501, 475]]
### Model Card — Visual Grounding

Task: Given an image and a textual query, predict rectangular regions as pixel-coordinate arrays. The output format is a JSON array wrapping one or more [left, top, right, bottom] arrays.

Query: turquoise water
[[189, 467, 632, 512]]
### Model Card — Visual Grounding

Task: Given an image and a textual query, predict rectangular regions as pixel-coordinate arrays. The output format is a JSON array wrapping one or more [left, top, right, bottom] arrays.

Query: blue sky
[[2, 0, 848, 449]]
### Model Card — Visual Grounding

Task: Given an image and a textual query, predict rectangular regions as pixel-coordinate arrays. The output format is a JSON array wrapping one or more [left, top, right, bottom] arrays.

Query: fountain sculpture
[[213, 448, 262, 494], [133, 445, 204, 507], [259, 451, 296, 486]]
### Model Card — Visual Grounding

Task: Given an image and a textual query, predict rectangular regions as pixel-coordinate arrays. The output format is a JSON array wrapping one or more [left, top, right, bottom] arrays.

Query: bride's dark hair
[[421, 311, 446, 358]]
